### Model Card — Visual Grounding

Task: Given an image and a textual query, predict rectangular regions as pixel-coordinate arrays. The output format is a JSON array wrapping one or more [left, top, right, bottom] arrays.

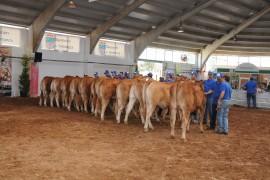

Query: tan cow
[[79, 76, 94, 113], [96, 78, 121, 120], [143, 81, 175, 132], [115, 76, 144, 123], [123, 77, 154, 125], [92, 77, 107, 115], [68, 76, 82, 111], [50, 77, 63, 108], [169, 81, 206, 141], [39, 76, 54, 107], [61, 75, 74, 108]]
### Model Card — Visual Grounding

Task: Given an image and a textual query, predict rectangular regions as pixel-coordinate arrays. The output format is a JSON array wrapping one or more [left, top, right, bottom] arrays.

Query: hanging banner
[[94, 40, 125, 58], [0, 27, 21, 46], [0, 47, 12, 96], [30, 63, 39, 97]]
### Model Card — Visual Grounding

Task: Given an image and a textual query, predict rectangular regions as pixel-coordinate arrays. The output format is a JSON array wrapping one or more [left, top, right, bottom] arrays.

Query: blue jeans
[[217, 99, 230, 133], [203, 97, 213, 123], [247, 93, 256, 108]]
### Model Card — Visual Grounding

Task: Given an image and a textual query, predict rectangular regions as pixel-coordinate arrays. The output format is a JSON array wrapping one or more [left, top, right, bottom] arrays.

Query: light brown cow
[[92, 77, 107, 115], [123, 77, 153, 125], [79, 76, 94, 113], [50, 77, 63, 108], [115, 76, 144, 123], [96, 78, 121, 120], [68, 76, 82, 111], [61, 75, 74, 108], [143, 81, 175, 132], [39, 76, 54, 107], [169, 81, 206, 141]]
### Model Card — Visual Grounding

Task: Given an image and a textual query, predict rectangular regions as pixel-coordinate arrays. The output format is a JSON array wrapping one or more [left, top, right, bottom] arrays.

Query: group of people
[[93, 70, 185, 82], [201, 71, 232, 135]]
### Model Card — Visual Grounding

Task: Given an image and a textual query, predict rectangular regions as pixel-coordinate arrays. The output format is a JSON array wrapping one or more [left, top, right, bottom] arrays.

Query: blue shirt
[[220, 82, 232, 100], [204, 78, 216, 98], [211, 81, 221, 105], [244, 81, 257, 94], [166, 79, 174, 82], [106, 75, 112, 78]]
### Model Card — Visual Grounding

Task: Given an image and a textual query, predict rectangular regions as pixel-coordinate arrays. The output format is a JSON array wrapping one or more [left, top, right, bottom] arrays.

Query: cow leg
[[44, 92, 48, 107], [101, 98, 110, 121], [154, 106, 160, 122], [62, 92, 66, 108], [50, 91, 54, 107], [55, 92, 60, 108], [116, 99, 124, 124], [139, 102, 146, 125], [68, 93, 74, 111], [198, 109, 204, 133], [95, 97, 101, 116], [144, 105, 155, 132], [170, 107, 177, 139], [65, 93, 70, 109], [123, 97, 137, 125], [181, 111, 190, 141], [75, 94, 81, 112], [83, 94, 88, 113], [39, 91, 43, 106]]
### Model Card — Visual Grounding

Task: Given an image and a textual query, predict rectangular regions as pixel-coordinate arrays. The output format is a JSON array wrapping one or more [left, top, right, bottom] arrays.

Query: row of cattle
[[39, 75, 206, 141]]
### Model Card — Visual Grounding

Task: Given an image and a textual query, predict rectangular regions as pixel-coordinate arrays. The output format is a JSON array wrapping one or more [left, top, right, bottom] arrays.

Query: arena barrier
[[231, 90, 270, 109]]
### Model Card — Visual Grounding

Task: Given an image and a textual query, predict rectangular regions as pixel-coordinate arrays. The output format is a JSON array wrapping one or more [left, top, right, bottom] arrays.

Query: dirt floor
[[0, 97, 269, 180]]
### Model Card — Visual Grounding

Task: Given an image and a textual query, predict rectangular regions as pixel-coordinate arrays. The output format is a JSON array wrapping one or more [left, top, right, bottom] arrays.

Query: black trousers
[[211, 104, 218, 128]]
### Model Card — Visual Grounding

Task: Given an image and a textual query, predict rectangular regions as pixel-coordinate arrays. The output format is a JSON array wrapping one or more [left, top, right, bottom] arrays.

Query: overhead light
[[88, 0, 97, 2], [152, 25, 156, 29], [68, 0, 76, 8], [177, 18, 184, 33]]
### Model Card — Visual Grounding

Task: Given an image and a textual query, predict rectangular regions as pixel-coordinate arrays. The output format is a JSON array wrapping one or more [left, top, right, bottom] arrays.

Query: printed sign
[[94, 40, 125, 58], [0, 47, 12, 96], [0, 27, 21, 46]]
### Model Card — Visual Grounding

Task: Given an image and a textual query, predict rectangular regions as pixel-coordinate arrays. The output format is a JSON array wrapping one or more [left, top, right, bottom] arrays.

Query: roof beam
[[134, 0, 218, 60], [31, 0, 66, 52], [89, 0, 147, 54], [201, 6, 270, 67], [219, 0, 257, 13]]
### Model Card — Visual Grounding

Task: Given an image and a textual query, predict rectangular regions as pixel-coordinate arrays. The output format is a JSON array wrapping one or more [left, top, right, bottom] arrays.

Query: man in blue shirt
[[243, 77, 257, 109], [205, 72, 222, 130], [94, 72, 99, 78], [203, 71, 216, 124], [217, 75, 232, 135], [124, 72, 131, 79], [147, 72, 153, 78], [111, 70, 117, 78], [165, 72, 174, 82], [104, 70, 112, 78]]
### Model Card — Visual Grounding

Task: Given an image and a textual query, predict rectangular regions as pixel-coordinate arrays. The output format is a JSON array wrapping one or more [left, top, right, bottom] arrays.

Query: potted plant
[[18, 54, 31, 97]]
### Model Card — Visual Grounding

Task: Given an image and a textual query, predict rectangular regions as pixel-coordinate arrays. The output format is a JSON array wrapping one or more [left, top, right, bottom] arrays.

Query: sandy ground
[[0, 97, 269, 180]]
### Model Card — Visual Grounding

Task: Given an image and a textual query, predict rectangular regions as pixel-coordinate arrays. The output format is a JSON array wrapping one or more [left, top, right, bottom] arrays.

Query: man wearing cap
[[94, 72, 99, 78], [133, 71, 140, 78], [111, 70, 117, 78], [205, 72, 222, 130], [242, 77, 257, 109], [177, 74, 183, 77], [217, 75, 232, 135], [124, 71, 131, 79], [104, 70, 112, 78], [147, 72, 153, 78], [191, 71, 198, 81], [165, 72, 174, 82], [203, 71, 216, 125]]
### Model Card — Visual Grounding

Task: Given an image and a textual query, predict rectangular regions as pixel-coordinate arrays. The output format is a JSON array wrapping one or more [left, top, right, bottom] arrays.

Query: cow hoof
[[170, 135, 175, 139], [124, 121, 128, 125], [144, 128, 148, 133], [116, 120, 120, 124], [200, 130, 204, 133]]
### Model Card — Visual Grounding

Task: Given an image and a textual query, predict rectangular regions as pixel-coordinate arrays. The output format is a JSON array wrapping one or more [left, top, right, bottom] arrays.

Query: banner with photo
[[94, 40, 125, 58], [0, 47, 12, 96]]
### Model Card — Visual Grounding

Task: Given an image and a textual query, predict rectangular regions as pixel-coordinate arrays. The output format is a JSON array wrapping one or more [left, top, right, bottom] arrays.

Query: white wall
[[1, 26, 135, 96]]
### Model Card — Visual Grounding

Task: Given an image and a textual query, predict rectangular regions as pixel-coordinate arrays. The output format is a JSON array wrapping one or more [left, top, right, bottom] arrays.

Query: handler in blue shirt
[[217, 75, 232, 135], [165, 72, 174, 82], [203, 71, 216, 124], [243, 77, 257, 109], [104, 70, 112, 78], [205, 72, 222, 130], [94, 72, 99, 78]]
